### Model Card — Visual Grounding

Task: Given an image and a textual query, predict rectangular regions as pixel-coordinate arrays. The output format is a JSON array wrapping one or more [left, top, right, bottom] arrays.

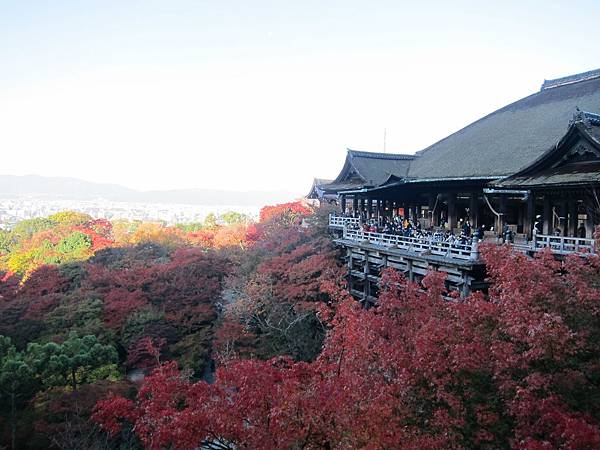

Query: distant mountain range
[[0, 175, 299, 206]]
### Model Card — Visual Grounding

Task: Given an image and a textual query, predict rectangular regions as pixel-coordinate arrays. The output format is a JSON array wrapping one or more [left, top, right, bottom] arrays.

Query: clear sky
[[1, 1, 599, 195]]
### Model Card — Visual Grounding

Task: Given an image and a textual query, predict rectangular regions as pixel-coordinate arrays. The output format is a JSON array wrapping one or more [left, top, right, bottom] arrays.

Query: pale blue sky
[[1, 1, 599, 194]]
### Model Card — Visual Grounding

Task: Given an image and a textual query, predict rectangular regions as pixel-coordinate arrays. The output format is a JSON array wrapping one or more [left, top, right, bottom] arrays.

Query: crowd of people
[[332, 209, 592, 252], [343, 214, 486, 247]]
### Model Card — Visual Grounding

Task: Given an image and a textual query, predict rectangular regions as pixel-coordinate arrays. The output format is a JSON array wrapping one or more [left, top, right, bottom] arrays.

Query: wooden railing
[[330, 216, 597, 258], [342, 227, 479, 261], [329, 215, 360, 228], [532, 234, 596, 254]]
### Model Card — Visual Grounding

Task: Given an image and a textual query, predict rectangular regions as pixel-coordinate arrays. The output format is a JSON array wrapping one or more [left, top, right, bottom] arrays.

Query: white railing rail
[[328, 214, 361, 228], [342, 227, 478, 261], [533, 234, 596, 254], [330, 215, 596, 258]]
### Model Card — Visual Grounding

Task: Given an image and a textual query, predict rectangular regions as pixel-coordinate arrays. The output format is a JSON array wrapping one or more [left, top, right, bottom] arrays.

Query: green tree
[[9, 217, 56, 240], [219, 211, 251, 225], [0, 336, 36, 450], [47, 210, 92, 226], [27, 332, 117, 391], [56, 231, 92, 256], [0, 229, 13, 253], [203, 213, 218, 228]]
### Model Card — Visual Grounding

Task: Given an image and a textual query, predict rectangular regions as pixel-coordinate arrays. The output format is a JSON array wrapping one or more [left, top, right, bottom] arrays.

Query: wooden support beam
[[428, 194, 438, 227], [469, 192, 478, 228], [568, 200, 578, 237], [557, 201, 567, 236], [346, 248, 353, 292], [497, 196, 506, 236], [524, 194, 535, 240], [363, 250, 370, 307], [543, 195, 552, 235], [447, 193, 457, 231]]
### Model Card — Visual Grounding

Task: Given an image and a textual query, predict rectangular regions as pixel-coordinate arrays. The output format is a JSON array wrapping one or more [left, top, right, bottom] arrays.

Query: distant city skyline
[[1, 1, 600, 194]]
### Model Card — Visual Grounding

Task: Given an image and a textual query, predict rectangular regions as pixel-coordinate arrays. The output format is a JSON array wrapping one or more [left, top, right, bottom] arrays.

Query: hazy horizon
[[2, 1, 600, 194]]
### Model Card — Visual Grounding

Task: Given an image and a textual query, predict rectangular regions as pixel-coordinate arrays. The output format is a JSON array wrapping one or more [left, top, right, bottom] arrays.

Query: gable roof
[[406, 71, 600, 181], [332, 149, 415, 189], [492, 110, 600, 188], [306, 178, 334, 199]]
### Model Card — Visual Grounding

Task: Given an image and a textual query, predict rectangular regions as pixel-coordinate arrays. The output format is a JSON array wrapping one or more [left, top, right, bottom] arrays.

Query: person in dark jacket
[[533, 215, 542, 235], [461, 220, 471, 237]]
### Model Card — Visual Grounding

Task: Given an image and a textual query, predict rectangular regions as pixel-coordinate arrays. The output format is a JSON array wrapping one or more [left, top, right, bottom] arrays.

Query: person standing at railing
[[577, 223, 586, 238], [502, 224, 514, 243], [461, 220, 471, 237], [533, 215, 542, 236], [473, 224, 481, 241]]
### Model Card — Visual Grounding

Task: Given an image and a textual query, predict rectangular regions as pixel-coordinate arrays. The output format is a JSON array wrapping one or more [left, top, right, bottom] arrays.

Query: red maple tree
[[94, 242, 600, 449]]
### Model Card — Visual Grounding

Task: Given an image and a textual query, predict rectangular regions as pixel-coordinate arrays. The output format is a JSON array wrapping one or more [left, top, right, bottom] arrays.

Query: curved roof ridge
[[347, 148, 416, 160], [542, 68, 600, 91]]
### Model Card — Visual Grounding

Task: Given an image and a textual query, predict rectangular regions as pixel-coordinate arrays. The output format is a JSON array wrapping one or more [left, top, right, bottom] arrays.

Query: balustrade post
[[469, 238, 479, 261]]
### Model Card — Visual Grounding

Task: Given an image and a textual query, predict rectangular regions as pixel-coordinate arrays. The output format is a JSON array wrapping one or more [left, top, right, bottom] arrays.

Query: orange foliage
[[259, 201, 312, 224]]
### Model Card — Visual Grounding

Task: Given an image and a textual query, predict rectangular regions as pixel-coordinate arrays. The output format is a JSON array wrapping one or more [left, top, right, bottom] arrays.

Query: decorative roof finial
[[570, 107, 600, 128]]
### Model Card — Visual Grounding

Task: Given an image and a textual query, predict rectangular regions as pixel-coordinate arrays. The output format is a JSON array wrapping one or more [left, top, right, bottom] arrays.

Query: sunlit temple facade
[[309, 69, 600, 301]]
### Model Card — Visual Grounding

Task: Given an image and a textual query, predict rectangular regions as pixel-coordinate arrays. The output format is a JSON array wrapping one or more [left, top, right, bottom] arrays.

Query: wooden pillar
[[340, 195, 347, 214], [469, 192, 478, 228], [352, 196, 358, 216], [376, 199, 381, 220], [428, 194, 438, 227], [346, 248, 353, 293], [363, 250, 370, 307], [360, 197, 366, 216], [542, 195, 551, 235], [585, 209, 594, 239], [568, 200, 577, 237], [557, 201, 567, 236], [524, 193, 535, 240], [447, 193, 457, 231], [367, 198, 373, 219], [517, 204, 524, 231], [497, 197, 506, 236]]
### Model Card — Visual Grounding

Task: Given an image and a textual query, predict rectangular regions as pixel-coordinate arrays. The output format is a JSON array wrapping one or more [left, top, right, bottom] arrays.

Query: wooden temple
[[309, 69, 600, 303]]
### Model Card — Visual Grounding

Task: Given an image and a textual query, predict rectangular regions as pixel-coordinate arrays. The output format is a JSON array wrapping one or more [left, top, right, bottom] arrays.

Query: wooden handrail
[[341, 227, 475, 260], [331, 217, 596, 258], [532, 234, 596, 254], [328, 214, 360, 228]]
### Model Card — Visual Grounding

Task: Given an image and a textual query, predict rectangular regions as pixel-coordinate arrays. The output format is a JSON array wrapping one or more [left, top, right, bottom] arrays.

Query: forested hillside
[[1, 204, 600, 449], [0, 203, 344, 449]]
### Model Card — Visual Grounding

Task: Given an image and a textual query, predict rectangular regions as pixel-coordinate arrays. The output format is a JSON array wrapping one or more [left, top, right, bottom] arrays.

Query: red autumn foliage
[[102, 288, 148, 329], [258, 201, 312, 225], [125, 336, 165, 370], [95, 243, 600, 449]]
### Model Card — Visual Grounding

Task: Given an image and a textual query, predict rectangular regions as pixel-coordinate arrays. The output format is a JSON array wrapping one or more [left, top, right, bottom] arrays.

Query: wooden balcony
[[342, 227, 479, 261], [328, 215, 360, 228], [532, 234, 596, 255]]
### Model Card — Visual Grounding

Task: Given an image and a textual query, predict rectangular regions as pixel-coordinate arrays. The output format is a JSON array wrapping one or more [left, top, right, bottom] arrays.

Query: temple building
[[312, 69, 600, 241], [310, 69, 600, 302]]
